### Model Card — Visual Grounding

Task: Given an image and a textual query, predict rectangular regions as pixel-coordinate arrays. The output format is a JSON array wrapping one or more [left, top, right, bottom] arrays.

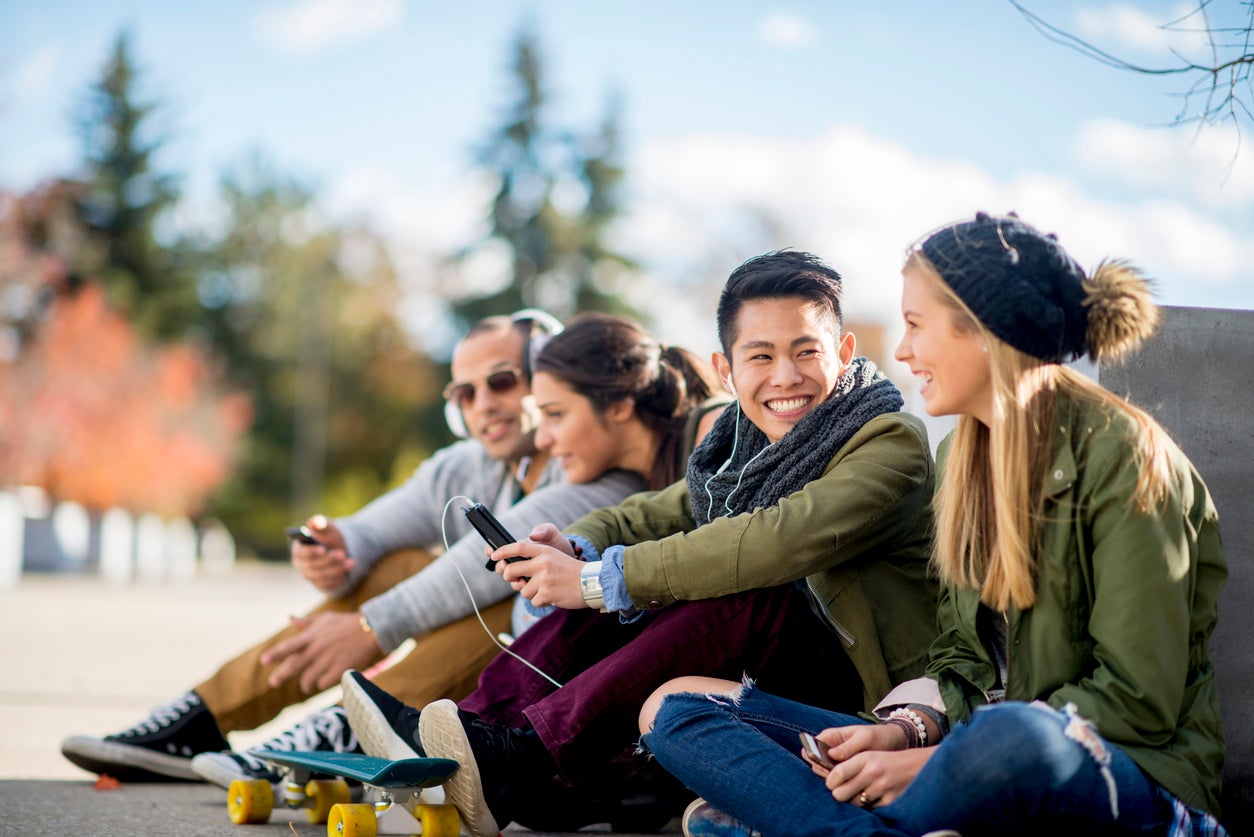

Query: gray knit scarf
[[687, 357, 903, 526]]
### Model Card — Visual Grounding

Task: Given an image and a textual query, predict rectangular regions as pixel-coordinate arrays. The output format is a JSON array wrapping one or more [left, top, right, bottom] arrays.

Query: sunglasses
[[443, 366, 525, 408]]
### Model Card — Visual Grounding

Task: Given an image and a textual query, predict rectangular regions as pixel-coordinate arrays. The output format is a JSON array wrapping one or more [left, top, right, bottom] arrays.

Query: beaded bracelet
[[888, 707, 928, 748], [884, 717, 920, 749]]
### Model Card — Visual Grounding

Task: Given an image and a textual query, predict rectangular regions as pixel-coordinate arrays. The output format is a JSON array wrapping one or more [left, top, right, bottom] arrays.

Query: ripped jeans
[[642, 685, 1173, 837]]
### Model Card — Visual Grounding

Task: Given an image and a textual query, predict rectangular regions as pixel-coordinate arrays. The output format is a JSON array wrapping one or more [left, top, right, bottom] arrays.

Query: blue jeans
[[642, 685, 1173, 837]]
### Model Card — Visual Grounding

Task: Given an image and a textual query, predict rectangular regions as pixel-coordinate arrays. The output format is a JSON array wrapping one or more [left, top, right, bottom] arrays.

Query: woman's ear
[[606, 397, 636, 423]]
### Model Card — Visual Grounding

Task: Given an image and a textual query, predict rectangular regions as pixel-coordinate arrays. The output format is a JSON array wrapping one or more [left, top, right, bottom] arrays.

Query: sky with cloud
[[2, 0, 1250, 367]]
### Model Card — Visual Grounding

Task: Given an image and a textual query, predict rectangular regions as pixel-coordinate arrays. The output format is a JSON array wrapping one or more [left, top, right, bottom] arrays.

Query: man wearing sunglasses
[[60, 312, 646, 787]]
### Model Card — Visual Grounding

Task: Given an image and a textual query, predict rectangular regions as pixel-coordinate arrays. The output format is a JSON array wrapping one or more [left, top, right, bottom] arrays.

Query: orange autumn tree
[[0, 283, 251, 516]]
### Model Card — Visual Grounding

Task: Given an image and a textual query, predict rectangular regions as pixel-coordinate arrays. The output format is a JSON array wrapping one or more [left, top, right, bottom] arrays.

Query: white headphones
[[444, 309, 564, 439]]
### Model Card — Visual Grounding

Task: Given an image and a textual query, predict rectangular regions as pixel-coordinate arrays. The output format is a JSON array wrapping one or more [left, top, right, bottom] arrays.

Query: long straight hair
[[910, 253, 1172, 610]]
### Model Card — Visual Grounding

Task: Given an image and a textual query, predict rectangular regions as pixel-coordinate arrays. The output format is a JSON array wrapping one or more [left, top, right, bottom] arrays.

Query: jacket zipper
[[832, 618, 854, 646], [1003, 611, 1012, 700]]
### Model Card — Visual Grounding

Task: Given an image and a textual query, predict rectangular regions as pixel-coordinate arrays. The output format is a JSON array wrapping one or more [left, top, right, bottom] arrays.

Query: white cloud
[[318, 123, 1253, 358], [759, 12, 818, 49], [1071, 117, 1254, 206], [1074, 2, 1211, 58], [253, 0, 404, 55], [615, 125, 1253, 354], [14, 46, 61, 97]]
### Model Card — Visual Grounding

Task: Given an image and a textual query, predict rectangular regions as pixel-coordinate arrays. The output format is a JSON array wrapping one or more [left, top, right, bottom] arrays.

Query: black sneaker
[[60, 691, 228, 781], [190, 704, 363, 791], [417, 698, 555, 837], [339, 669, 425, 760]]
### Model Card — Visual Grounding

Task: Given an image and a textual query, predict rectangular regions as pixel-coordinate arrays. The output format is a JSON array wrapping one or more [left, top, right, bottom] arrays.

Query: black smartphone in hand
[[463, 503, 519, 570], [800, 731, 835, 769], [285, 524, 319, 545]]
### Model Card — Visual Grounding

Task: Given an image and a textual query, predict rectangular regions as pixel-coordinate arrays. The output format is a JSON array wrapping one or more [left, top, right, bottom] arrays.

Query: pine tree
[[450, 26, 638, 328], [75, 31, 196, 339]]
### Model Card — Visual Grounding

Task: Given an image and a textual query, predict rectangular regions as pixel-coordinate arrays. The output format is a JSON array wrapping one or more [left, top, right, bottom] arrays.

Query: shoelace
[[118, 693, 201, 737], [253, 706, 359, 756]]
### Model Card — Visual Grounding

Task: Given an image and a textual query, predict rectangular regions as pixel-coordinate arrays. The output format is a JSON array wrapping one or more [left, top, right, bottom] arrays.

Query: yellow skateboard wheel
[[305, 778, 352, 823], [328, 803, 377, 837], [418, 803, 460, 837], [227, 779, 274, 825]]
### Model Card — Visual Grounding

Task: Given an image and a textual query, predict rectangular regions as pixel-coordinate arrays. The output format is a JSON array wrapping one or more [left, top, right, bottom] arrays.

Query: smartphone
[[285, 524, 319, 545], [462, 503, 520, 571], [799, 731, 835, 769]]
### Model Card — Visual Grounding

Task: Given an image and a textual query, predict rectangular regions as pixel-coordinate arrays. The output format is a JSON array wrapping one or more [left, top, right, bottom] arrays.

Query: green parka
[[567, 411, 940, 712], [926, 389, 1227, 815]]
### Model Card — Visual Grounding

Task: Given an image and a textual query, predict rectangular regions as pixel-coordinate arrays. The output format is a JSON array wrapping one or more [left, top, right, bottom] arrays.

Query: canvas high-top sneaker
[[191, 704, 362, 792], [61, 691, 228, 781]]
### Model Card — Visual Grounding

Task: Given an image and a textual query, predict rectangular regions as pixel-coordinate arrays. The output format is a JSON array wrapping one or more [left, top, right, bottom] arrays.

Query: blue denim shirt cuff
[[601, 545, 644, 623], [568, 534, 602, 563], [522, 598, 557, 619]]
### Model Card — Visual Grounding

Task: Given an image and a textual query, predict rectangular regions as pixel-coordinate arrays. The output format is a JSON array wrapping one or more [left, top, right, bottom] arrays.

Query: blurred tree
[[0, 187, 249, 516], [448, 26, 638, 329], [5, 33, 448, 560], [74, 31, 198, 339], [189, 157, 445, 558]]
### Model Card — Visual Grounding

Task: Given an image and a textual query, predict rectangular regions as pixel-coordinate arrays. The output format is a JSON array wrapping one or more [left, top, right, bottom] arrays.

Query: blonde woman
[[639, 213, 1227, 837]]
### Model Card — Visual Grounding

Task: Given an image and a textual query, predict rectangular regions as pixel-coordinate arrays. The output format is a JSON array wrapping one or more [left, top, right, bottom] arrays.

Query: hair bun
[[1083, 259, 1160, 363]]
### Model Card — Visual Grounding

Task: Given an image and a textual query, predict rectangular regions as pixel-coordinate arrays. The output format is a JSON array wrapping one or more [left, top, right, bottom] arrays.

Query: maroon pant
[[459, 585, 860, 785]]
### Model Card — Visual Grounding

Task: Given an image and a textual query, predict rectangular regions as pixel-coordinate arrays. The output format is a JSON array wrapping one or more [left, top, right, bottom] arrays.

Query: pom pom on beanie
[[1083, 259, 1160, 363]]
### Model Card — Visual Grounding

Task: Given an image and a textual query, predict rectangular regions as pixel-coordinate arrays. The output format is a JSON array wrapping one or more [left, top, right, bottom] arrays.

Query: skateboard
[[226, 750, 460, 837]]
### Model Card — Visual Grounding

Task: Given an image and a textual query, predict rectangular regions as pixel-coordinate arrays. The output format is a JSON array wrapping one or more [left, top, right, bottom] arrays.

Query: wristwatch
[[579, 561, 607, 612]]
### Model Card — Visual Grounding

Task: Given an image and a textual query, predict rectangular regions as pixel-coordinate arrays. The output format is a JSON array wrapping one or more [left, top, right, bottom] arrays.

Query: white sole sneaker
[[191, 751, 279, 789], [340, 672, 422, 762], [60, 735, 201, 781], [419, 699, 500, 837]]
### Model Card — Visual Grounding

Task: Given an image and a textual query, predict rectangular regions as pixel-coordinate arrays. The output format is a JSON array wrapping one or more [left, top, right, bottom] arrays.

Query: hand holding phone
[[285, 524, 320, 545], [800, 731, 835, 769], [462, 503, 520, 571]]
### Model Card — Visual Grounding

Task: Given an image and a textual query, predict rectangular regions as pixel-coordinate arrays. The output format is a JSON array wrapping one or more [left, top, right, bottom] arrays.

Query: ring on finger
[[858, 791, 876, 808]]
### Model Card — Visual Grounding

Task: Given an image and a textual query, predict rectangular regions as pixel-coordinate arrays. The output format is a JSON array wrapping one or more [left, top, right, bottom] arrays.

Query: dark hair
[[461, 310, 563, 379], [715, 250, 844, 354], [534, 313, 718, 489]]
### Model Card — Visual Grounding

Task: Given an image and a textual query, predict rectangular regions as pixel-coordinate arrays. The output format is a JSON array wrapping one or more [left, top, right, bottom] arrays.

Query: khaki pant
[[194, 548, 513, 733]]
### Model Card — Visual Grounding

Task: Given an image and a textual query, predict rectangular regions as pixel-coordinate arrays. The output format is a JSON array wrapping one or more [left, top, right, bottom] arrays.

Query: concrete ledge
[[1100, 305, 1254, 834]]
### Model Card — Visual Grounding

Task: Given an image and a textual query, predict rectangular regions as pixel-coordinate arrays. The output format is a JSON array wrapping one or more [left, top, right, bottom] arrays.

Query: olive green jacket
[[567, 411, 940, 712], [926, 390, 1227, 815]]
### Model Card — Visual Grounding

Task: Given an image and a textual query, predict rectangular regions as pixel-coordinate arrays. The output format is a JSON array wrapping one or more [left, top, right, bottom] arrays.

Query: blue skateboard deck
[[254, 750, 458, 789]]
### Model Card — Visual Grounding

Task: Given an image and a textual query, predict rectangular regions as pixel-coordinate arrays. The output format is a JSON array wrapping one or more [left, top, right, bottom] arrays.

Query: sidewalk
[[0, 562, 331, 781], [0, 563, 341, 834]]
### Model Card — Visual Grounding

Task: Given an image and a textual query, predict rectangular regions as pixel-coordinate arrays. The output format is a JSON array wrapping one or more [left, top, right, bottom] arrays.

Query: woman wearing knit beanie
[[637, 213, 1228, 837]]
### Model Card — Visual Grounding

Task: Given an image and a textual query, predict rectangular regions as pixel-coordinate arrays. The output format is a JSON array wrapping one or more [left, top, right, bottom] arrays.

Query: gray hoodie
[[335, 439, 644, 651]]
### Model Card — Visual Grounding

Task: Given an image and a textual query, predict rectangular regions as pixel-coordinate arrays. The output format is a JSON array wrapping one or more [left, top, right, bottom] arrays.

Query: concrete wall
[[1100, 306, 1253, 832]]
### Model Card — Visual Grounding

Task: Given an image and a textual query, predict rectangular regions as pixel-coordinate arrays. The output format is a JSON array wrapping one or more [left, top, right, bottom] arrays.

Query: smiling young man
[[342, 251, 942, 837]]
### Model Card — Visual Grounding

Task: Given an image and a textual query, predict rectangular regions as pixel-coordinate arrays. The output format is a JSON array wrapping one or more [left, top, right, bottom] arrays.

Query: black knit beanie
[[918, 212, 1089, 363]]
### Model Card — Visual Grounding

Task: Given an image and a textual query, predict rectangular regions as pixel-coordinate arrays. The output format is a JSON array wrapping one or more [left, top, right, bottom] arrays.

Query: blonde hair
[[909, 253, 1172, 610]]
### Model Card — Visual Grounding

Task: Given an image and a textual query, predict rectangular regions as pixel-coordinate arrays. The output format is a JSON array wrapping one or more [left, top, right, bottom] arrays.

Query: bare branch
[[1008, 0, 1254, 135]]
